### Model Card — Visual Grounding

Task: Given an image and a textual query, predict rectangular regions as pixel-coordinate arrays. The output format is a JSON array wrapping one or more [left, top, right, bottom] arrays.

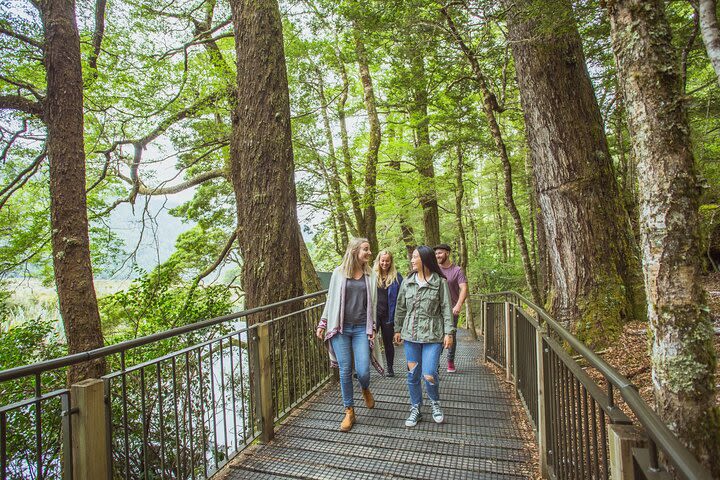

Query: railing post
[[71, 378, 109, 480], [256, 323, 274, 443], [536, 330, 550, 478], [512, 305, 518, 388], [482, 301, 488, 363], [505, 301, 512, 380], [609, 424, 646, 480]]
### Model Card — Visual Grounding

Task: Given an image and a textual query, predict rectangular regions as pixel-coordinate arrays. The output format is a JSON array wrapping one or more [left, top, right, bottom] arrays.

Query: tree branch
[[118, 168, 226, 195], [88, 0, 108, 71], [0, 95, 44, 118], [0, 27, 44, 50]]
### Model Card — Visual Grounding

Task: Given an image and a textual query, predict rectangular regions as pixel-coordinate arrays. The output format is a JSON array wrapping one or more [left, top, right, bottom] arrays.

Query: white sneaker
[[405, 405, 421, 427], [431, 401, 444, 423]]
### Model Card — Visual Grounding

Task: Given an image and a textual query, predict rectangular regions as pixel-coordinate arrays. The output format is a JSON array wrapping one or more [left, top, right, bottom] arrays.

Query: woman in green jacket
[[394, 245, 454, 427]]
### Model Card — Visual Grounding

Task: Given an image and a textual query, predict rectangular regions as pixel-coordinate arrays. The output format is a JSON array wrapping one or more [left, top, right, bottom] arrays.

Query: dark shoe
[[340, 407, 355, 432], [362, 388, 375, 409], [387, 367, 395, 377]]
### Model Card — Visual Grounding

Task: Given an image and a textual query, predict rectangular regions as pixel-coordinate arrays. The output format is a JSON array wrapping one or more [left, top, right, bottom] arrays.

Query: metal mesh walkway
[[221, 330, 538, 479]]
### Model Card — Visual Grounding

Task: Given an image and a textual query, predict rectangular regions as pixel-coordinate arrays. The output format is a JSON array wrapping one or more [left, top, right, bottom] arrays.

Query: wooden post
[[609, 424, 647, 480], [505, 302, 512, 381], [71, 379, 109, 480], [536, 330, 549, 477], [512, 307, 518, 388], [257, 323, 274, 443]]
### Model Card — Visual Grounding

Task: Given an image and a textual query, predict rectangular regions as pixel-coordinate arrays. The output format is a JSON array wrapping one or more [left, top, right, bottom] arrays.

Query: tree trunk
[[409, 53, 440, 246], [229, 0, 303, 309], [502, 0, 645, 346], [455, 145, 469, 271], [698, 0, 720, 87], [336, 52, 364, 237], [606, 0, 720, 473], [41, 0, 105, 384], [298, 224, 323, 294], [441, 6, 541, 306], [353, 24, 380, 255], [493, 173, 508, 263], [317, 70, 349, 250]]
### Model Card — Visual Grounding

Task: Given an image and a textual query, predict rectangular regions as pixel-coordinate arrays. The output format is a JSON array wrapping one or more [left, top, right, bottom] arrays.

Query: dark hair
[[416, 245, 446, 279]]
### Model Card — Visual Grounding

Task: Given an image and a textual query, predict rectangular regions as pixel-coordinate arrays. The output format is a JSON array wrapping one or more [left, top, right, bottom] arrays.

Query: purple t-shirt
[[440, 264, 468, 306]]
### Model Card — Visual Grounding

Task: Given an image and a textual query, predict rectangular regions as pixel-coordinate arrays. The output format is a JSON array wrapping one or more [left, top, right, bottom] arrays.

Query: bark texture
[[503, 0, 645, 346], [409, 53, 440, 246], [229, 0, 303, 308], [41, 0, 105, 383], [699, 0, 720, 87], [353, 25, 380, 255], [606, 0, 720, 473]]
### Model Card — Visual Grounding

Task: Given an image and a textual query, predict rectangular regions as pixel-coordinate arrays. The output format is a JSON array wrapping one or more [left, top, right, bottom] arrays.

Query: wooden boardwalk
[[222, 331, 538, 479]]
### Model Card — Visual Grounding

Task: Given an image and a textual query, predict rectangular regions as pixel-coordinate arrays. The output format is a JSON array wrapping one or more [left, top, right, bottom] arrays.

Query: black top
[[343, 277, 368, 326], [376, 285, 389, 323]]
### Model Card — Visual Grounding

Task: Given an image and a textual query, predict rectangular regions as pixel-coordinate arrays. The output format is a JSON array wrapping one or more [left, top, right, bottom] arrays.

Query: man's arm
[[453, 282, 468, 316]]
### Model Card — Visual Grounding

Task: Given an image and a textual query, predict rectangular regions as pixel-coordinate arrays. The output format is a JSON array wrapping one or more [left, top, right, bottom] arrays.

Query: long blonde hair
[[340, 237, 372, 278], [373, 250, 398, 288]]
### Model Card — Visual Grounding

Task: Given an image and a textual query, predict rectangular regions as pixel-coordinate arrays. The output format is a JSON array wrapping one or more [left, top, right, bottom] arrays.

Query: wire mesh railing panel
[[104, 326, 257, 480], [484, 302, 506, 367], [514, 307, 539, 431], [0, 372, 70, 480]]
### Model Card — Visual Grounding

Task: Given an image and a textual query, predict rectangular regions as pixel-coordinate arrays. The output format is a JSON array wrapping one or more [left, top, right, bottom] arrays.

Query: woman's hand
[[316, 326, 325, 339], [443, 334, 453, 349], [393, 333, 402, 345]]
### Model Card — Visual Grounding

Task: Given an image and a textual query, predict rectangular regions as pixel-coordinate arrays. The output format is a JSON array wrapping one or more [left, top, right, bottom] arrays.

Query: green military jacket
[[394, 272, 454, 343]]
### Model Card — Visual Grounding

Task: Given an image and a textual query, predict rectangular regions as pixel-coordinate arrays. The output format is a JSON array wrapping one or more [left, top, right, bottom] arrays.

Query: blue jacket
[[380, 273, 403, 325]]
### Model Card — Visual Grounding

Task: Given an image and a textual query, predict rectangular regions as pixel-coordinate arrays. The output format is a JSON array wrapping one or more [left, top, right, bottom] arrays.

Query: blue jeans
[[330, 323, 371, 407], [404, 341, 443, 406]]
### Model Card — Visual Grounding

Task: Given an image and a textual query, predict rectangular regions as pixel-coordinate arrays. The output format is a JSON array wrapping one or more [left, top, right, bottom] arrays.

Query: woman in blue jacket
[[373, 250, 403, 376]]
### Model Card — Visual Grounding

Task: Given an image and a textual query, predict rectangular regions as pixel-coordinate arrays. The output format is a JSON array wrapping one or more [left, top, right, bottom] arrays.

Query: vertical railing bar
[[607, 383, 614, 410], [300, 310, 308, 395], [574, 378, 585, 480], [591, 396, 601, 480], [1, 410, 7, 480], [171, 357, 182, 480], [121, 351, 130, 480], [600, 408, 609, 479], [35, 373, 42, 480], [62, 391, 73, 480], [156, 362, 166, 479], [561, 357, 571, 480], [103, 378, 112, 480], [649, 439, 660, 470], [140, 368, 148, 480], [218, 338, 229, 461], [583, 387, 591, 478], [184, 350, 196, 480], [548, 343, 558, 472], [196, 348, 208, 478], [228, 334, 238, 452], [278, 321, 286, 416], [208, 342, 218, 470], [237, 333, 248, 443]]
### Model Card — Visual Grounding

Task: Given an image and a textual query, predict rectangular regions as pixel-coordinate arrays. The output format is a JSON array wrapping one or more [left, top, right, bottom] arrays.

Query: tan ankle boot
[[362, 388, 375, 409], [340, 407, 355, 432]]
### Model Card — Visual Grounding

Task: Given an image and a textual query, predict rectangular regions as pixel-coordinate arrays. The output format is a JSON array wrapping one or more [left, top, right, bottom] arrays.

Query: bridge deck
[[222, 331, 538, 479]]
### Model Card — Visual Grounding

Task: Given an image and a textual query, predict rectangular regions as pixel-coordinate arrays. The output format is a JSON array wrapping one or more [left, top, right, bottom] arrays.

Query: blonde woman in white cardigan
[[316, 237, 378, 432]]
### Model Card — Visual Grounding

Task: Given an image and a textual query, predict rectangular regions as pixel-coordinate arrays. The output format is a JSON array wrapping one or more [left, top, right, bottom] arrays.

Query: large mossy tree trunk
[[41, 0, 105, 384], [503, 0, 645, 347], [229, 0, 303, 309], [606, 0, 720, 473]]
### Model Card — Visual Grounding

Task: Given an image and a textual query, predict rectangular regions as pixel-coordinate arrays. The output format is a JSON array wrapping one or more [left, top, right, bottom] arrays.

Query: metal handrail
[[474, 291, 713, 480], [0, 289, 328, 383]]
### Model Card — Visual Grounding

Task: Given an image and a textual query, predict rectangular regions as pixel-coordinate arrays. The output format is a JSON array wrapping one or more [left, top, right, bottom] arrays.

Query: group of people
[[315, 238, 468, 432]]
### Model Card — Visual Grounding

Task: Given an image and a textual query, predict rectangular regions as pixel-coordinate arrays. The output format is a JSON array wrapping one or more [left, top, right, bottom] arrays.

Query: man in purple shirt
[[434, 244, 468, 373]]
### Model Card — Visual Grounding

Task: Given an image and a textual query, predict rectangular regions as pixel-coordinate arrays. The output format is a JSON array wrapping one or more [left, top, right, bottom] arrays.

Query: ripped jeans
[[403, 341, 443, 406]]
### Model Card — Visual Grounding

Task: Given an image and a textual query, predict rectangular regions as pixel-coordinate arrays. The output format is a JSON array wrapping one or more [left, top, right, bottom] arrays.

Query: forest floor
[[587, 272, 720, 420]]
